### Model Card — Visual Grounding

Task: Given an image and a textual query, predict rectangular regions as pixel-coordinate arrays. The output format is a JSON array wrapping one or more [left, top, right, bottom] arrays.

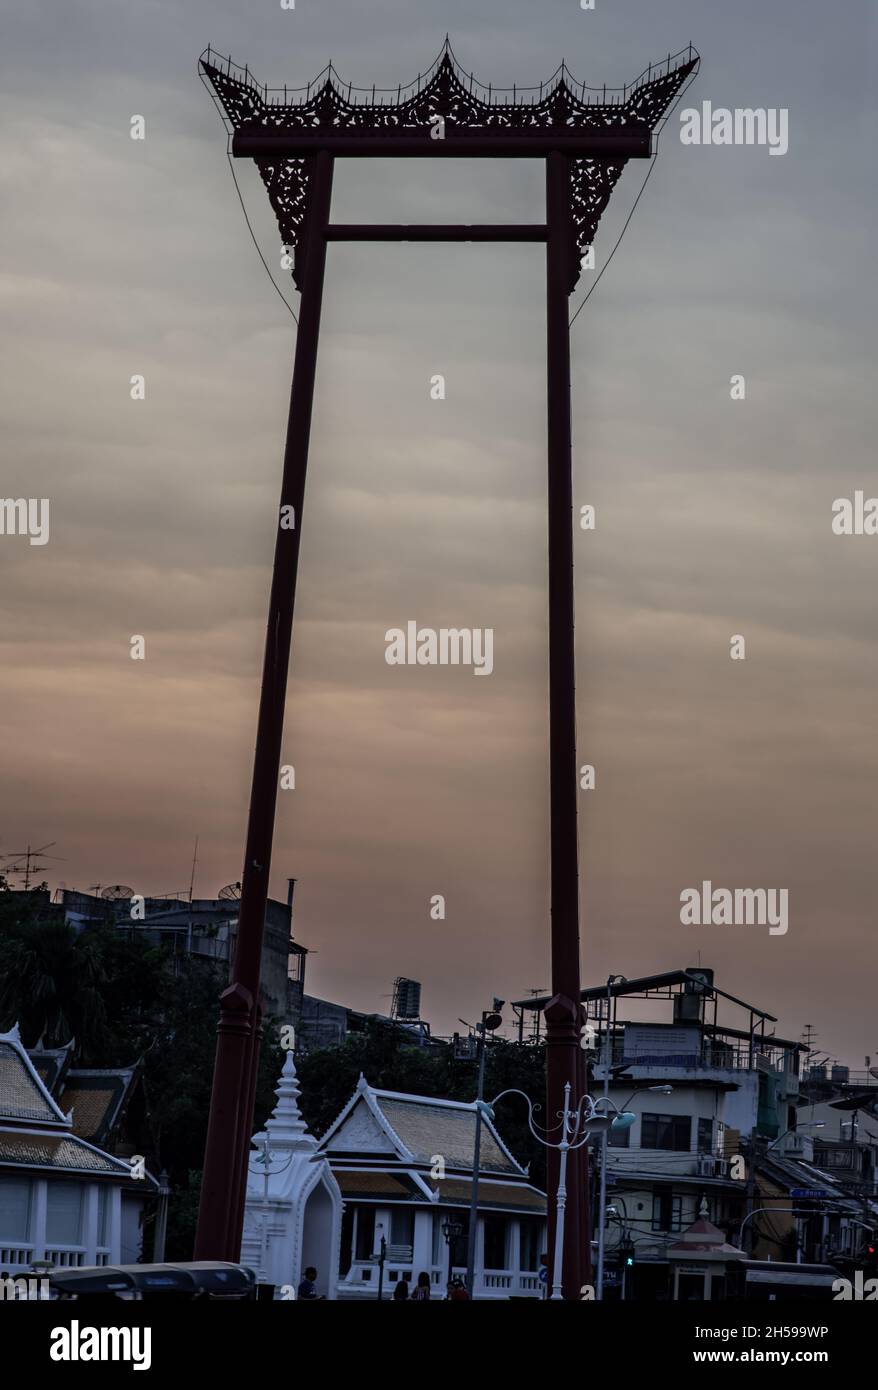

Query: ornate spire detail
[[256, 1051, 316, 1154]]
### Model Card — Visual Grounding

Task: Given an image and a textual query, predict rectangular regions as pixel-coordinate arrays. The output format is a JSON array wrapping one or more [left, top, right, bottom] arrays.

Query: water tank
[[831, 1065, 850, 1084], [393, 978, 421, 1020]]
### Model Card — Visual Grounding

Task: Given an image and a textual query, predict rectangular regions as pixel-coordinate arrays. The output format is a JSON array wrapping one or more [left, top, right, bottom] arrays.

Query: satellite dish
[[101, 884, 135, 901], [218, 882, 242, 901]]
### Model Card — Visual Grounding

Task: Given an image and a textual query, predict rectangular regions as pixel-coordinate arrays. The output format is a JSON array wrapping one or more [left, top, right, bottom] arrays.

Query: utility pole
[[464, 1002, 504, 1297]]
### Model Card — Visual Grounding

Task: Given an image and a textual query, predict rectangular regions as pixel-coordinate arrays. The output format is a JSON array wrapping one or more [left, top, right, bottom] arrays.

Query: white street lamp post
[[483, 1082, 614, 1300]]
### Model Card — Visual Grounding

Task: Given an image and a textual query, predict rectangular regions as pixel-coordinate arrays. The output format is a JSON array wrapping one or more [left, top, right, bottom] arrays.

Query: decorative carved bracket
[[201, 44, 697, 292]]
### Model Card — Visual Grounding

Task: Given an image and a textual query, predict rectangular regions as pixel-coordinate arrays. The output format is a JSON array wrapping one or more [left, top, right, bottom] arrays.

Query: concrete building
[[513, 967, 804, 1297], [512, 966, 878, 1296], [9, 884, 307, 1024]]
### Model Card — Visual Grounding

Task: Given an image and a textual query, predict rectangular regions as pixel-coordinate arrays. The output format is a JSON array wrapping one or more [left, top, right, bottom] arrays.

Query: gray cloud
[[1, 0, 876, 1065]]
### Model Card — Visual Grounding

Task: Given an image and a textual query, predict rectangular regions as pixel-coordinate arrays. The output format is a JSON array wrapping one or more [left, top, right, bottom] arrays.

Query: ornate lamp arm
[[487, 1088, 563, 1145]]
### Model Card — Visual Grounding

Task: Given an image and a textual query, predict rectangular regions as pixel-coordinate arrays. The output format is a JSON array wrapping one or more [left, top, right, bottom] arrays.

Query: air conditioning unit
[[696, 1155, 717, 1177]]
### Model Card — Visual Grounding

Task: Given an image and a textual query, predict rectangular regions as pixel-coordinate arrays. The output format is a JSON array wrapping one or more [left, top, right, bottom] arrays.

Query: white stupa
[[241, 1048, 342, 1299]]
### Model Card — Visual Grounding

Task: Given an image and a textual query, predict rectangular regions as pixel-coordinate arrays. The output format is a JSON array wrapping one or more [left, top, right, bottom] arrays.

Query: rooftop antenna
[[2, 842, 66, 891], [526, 987, 546, 1043], [188, 836, 199, 904]]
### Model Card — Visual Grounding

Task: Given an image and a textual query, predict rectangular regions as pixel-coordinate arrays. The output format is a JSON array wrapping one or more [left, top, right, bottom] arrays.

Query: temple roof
[[667, 1213, 746, 1261], [319, 1076, 527, 1178], [435, 1178, 546, 1214], [0, 1025, 154, 1186], [28, 1039, 74, 1096], [0, 1131, 134, 1178], [0, 1031, 69, 1127], [57, 1068, 139, 1146]]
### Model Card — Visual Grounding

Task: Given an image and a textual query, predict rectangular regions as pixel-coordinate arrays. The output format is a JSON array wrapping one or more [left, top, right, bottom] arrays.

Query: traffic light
[[620, 1240, 636, 1269]]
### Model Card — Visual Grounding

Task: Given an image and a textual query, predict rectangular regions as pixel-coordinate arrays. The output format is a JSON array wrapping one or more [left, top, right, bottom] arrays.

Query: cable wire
[[225, 145, 299, 324], [198, 59, 300, 325], [568, 60, 701, 329], [569, 158, 657, 328]]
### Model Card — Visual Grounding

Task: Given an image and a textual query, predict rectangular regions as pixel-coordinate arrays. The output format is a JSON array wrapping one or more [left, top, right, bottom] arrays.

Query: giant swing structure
[[195, 38, 698, 1298]]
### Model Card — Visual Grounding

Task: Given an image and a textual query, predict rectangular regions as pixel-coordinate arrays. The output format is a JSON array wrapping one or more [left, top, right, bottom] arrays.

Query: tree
[[0, 892, 283, 1258], [295, 1019, 548, 1187], [0, 897, 110, 1051]]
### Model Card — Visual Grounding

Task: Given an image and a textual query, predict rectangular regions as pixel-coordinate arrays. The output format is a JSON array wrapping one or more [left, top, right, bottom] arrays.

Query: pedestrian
[[393, 1275, 410, 1301], [447, 1276, 469, 1301], [410, 1271, 431, 1301], [297, 1265, 319, 1300]]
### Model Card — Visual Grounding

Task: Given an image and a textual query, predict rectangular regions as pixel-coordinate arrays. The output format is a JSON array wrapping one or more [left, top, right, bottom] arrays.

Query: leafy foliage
[[0, 897, 550, 1256], [296, 1019, 548, 1188], [0, 894, 283, 1258]]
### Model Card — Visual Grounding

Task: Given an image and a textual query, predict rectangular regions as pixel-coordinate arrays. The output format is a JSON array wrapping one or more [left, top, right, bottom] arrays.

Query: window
[[46, 1182, 83, 1246], [340, 1207, 354, 1276], [642, 1113, 691, 1152], [97, 1187, 110, 1248], [483, 1216, 508, 1271], [651, 1192, 683, 1233], [697, 1117, 714, 1153], [390, 1208, 414, 1249], [354, 1207, 376, 1261], [0, 1178, 32, 1243], [519, 1220, 542, 1272], [432, 1212, 443, 1265]]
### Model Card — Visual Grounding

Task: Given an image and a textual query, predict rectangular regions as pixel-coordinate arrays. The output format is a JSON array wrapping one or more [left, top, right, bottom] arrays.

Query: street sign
[[538, 1266, 548, 1283], [791, 1188, 828, 1199]]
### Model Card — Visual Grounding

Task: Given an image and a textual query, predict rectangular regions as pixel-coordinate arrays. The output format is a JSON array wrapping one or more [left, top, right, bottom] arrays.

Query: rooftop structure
[[2, 884, 307, 1025]]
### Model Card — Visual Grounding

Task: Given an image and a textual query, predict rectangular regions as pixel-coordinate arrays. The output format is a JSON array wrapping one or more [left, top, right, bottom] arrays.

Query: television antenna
[[218, 882, 242, 902], [1, 842, 66, 891]]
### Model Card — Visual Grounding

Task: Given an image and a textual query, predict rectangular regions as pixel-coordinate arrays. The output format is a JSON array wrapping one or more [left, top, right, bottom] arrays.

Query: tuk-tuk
[[45, 1261, 257, 1301]]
